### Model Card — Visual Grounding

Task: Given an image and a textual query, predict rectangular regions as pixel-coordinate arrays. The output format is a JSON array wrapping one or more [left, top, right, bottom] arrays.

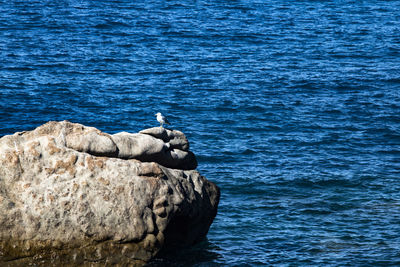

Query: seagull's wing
[[164, 116, 171, 125]]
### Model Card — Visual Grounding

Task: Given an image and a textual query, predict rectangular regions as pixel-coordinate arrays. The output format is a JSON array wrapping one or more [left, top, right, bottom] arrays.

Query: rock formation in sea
[[0, 121, 220, 266]]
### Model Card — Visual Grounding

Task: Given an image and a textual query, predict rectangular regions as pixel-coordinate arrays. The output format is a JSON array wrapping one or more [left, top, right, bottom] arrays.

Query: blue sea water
[[1, 0, 400, 265]]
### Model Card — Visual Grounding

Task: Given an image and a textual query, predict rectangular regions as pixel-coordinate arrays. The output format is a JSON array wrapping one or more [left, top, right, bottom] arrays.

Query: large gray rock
[[0, 121, 219, 266]]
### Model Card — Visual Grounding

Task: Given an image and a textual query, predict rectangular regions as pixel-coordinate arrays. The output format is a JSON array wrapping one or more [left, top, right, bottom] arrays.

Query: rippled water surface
[[1, 0, 400, 266]]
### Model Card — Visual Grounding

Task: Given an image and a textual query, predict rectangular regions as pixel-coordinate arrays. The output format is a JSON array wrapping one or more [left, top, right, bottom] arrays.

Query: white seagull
[[155, 112, 170, 128]]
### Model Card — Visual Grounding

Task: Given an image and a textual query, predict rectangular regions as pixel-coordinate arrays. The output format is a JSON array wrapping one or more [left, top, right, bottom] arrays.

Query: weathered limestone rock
[[112, 132, 197, 170], [139, 127, 189, 151], [0, 121, 219, 266]]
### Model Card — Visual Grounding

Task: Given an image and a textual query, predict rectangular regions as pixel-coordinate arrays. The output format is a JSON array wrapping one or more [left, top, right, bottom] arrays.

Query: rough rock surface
[[0, 121, 219, 266], [112, 129, 197, 170], [139, 127, 189, 151]]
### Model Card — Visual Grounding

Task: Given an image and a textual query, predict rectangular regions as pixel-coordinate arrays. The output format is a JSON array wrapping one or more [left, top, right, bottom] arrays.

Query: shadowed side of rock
[[0, 121, 219, 266], [158, 167, 221, 248]]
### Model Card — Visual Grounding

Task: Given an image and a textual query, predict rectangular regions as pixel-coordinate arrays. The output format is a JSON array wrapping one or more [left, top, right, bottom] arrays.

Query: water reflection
[[147, 239, 222, 266]]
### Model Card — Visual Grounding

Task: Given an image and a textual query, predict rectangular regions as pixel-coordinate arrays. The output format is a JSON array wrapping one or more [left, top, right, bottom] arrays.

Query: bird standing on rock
[[155, 112, 170, 128]]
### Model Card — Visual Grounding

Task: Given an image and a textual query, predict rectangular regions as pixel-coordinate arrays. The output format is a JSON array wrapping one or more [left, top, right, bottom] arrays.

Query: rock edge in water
[[0, 121, 220, 266]]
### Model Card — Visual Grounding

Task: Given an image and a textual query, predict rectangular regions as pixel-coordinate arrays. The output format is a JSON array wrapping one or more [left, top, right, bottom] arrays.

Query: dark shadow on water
[[146, 239, 222, 267]]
